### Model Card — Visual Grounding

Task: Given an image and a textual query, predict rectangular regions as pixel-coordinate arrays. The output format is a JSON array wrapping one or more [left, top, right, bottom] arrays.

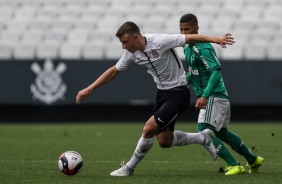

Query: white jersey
[[116, 34, 187, 90]]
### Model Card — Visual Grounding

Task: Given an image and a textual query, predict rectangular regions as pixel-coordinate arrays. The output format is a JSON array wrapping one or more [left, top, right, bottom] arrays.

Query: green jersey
[[184, 42, 228, 99]]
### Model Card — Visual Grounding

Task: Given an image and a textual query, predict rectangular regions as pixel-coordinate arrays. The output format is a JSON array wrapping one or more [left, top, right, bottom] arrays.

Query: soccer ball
[[58, 151, 83, 175]]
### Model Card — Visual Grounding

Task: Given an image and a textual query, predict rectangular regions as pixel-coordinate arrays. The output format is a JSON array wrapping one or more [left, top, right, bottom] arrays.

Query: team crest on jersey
[[149, 49, 160, 58], [30, 59, 67, 105]]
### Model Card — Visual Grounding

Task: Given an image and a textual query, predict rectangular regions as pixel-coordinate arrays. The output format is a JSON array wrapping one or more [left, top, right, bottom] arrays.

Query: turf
[[0, 122, 281, 184]]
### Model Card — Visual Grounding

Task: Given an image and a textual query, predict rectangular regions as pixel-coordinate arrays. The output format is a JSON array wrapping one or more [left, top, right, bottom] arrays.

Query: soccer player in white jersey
[[76, 21, 234, 176]]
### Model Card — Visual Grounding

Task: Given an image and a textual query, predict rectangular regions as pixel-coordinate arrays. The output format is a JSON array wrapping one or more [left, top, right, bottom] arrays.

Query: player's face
[[179, 22, 198, 35], [119, 33, 139, 53]]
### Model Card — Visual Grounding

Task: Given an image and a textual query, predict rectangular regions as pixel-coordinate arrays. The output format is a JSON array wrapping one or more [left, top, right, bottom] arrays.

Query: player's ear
[[195, 25, 199, 31], [133, 35, 138, 41]]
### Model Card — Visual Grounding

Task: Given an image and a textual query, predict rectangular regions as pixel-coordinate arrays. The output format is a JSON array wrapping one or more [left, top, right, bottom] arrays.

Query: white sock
[[126, 136, 153, 170], [172, 130, 204, 146]]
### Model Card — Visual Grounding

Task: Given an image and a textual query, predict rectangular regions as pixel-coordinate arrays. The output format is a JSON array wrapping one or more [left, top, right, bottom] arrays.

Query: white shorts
[[198, 96, 230, 132]]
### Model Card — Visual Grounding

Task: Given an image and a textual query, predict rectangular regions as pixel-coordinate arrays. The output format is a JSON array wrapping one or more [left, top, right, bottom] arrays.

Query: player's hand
[[219, 33, 235, 48], [195, 97, 208, 110], [76, 88, 91, 104]]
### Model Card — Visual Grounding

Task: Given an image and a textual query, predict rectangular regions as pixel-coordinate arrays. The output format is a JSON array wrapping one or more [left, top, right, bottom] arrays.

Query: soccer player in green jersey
[[179, 13, 264, 175]]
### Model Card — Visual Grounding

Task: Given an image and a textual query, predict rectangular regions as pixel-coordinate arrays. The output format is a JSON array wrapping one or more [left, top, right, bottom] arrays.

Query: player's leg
[[154, 89, 216, 160], [110, 116, 157, 176], [197, 123, 238, 166], [199, 97, 245, 175], [214, 99, 264, 173], [217, 128, 264, 173]]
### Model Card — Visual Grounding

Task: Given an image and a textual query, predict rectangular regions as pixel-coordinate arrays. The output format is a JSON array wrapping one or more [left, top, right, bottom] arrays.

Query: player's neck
[[139, 36, 147, 51]]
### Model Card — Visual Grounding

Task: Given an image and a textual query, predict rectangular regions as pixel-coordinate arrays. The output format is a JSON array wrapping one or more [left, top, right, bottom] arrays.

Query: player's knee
[[142, 126, 155, 138]]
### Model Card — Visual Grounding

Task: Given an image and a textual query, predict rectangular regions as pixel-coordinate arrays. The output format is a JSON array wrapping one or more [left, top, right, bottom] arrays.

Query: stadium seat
[[126, 5, 149, 18], [96, 15, 123, 32], [210, 17, 233, 35], [266, 41, 282, 60], [44, 28, 67, 44], [36, 41, 60, 59], [249, 29, 274, 43], [81, 4, 105, 18], [110, 0, 133, 7], [0, 5, 14, 19], [81, 41, 105, 60], [51, 15, 74, 31], [0, 30, 21, 44], [66, 28, 90, 45], [148, 5, 174, 18], [176, 0, 200, 7], [220, 44, 244, 60], [13, 5, 36, 20], [28, 16, 52, 31], [107, 4, 132, 18], [195, 5, 218, 19], [132, 0, 155, 7], [142, 17, 166, 33], [73, 15, 97, 30], [87, 0, 110, 7], [244, 41, 267, 60], [198, 0, 224, 7], [0, 42, 13, 60], [219, 5, 241, 19], [13, 42, 36, 60], [21, 29, 44, 45], [59, 42, 81, 60], [35, 5, 59, 19], [58, 4, 82, 19], [232, 29, 250, 45], [125, 15, 145, 28], [89, 30, 114, 43], [104, 41, 124, 59]]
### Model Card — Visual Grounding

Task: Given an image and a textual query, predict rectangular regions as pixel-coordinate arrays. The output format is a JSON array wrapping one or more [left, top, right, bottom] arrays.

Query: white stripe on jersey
[[116, 34, 187, 90]]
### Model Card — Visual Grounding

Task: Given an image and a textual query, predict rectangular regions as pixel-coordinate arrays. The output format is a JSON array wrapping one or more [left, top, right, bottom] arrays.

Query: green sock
[[197, 123, 238, 166], [217, 128, 256, 164]]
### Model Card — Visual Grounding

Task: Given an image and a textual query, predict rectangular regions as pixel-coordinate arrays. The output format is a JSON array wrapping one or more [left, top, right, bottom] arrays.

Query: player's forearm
[[202, 70, 221, 98], [185, 34, 220, 44], [87, 66, 120, 92]]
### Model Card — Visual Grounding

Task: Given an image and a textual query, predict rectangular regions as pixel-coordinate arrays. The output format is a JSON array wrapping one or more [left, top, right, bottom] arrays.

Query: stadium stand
[[0, 0, 281, 60]]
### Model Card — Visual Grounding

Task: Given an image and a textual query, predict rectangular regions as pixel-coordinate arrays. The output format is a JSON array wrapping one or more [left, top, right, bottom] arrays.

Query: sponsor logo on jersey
[[30, 59, 67, 105], [188, 66, 199, 75]]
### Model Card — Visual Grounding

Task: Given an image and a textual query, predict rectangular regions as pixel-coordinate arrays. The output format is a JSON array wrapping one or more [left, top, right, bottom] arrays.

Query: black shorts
[[154, 85, 191, 133]]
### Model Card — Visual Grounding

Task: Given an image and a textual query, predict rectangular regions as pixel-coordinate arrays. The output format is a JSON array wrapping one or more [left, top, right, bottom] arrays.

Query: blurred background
[[0, 0, 281, 122]]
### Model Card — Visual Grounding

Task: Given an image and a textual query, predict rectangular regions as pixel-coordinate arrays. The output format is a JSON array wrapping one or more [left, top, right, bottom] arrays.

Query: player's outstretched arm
[[76, 66, 121, 104], [185, 33, 235, 48]]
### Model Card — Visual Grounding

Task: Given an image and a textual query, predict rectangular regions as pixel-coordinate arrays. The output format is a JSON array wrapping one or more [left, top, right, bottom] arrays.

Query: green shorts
[[197, 96, 230, 132]]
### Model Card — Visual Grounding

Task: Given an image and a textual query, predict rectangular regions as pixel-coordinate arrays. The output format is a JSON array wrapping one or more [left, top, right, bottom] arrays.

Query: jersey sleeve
[[199, 48, 221, 72], [115, 50, 135, 71], [201, 70, 221, 98], [157, 34, 186, 51]]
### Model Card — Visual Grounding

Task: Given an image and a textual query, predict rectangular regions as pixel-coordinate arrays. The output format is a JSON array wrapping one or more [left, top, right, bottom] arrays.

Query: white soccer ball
[[58, 151, 83, 175]]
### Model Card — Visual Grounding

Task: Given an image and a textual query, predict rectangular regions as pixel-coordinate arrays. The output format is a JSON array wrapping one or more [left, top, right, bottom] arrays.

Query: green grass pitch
[[0, 122, 281, 184]]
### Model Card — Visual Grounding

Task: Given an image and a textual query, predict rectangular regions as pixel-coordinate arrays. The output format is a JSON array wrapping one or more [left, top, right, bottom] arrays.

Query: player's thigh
[[154, 89, 190, 132], [198, 97, 230, 131]]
